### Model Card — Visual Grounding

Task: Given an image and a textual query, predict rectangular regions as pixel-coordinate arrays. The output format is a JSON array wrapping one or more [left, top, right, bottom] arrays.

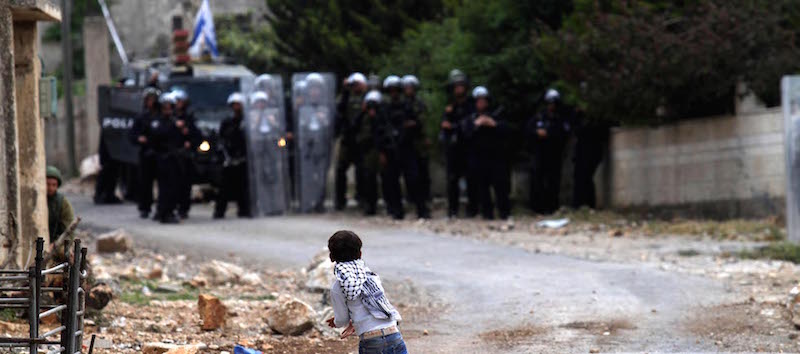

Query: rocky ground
[[328, 207, 800, 352], [0, 227, 440, 354], [32, 178, 800, 353]]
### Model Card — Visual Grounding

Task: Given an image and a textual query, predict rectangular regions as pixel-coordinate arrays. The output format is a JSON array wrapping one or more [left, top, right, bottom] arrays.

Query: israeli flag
[[189, 0, 219, 58]]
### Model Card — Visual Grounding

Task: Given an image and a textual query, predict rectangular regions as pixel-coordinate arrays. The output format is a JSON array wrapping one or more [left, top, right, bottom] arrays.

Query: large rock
[[96, 229, 133, 253], [165, 346, 200, 354], [266, 295, 316, 335], [200, 260, 245, 285], [86, 283, 113, 310], [142, 343, 178, 354], [198, 294, 227, 330], [143, 343, 203, 354], [305, 258, 334, 292], [241, 272, 262, 286]]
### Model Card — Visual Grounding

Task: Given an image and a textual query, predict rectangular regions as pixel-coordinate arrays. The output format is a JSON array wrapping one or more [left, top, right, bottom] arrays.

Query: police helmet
[[347, 72, 367, 85], [171, 89, 188, 102], [305, 72, 325, 86], [142, 87, 161, 99], [227, 92, 245, 105], [254, 74, 274, 89], [364, 90, 382, 104], [402, 75, 420, 88], [448, 69, 467, 85], [250, 91, 269, 105], [544, 89, 560, 103], [158, 92, 176, 105], [383, 75, 401, 89], [472, 86, 489, 99]]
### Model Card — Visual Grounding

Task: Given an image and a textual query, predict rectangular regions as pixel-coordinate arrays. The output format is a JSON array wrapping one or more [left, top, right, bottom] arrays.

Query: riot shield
[[246, 74, 291, 216], [291, 72, 336, 213], [783, 76, 800, 242], [98, 86, 145, 165]]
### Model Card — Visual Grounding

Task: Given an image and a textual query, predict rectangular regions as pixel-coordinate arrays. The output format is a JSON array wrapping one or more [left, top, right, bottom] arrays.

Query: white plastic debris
[[536, 218, 570, 229]]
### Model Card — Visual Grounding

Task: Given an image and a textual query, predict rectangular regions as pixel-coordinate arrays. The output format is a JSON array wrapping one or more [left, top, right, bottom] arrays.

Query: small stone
[[96, 229, 133, 253], [423, 329, 429, 335], [147, 265, 164, 280], [589, 348, 600, 353], [87, 283, 113, 310], [198, 294, 227, 330], [155, 284, 183, 293], [189, 276, 208, 288]]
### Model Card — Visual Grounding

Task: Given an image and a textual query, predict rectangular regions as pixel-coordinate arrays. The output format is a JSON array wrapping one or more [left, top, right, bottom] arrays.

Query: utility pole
[[61, 0, 77, 176]]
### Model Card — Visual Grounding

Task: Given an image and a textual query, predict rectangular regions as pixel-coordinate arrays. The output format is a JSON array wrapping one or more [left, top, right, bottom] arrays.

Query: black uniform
[[93, 134, 123, 204], [214, 114, 251, 218], [526, 107, 570, 214], [334, 89, 366, 210], [129, 110, 159, 217], [405, 94, 431, 203], [149, 114, 185, 222], [441, 96, 478, 217], [380, 97, 429, 219], [571, 111, 610, 209], [463, 110, 511, 220], [174, 110, 202, 217]]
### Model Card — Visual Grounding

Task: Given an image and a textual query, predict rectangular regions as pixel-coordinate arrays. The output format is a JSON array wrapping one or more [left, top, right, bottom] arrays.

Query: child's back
[[326, 231, 408, 354]]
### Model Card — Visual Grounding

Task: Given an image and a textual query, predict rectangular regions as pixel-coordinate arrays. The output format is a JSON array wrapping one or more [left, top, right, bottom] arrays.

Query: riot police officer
[[129, 87, 161, 219], [150, 93, 185, 224], [334, 72, 368, 210], [526, 89, 570, 214], [462, 86, 511, 220], [214, 93, 251, 218], [381, 75, 429, 219], [357, 90, 385, 216], [440, 69, 477, 218], [402, 74, 432, 203], [172, 89, 201, 219]]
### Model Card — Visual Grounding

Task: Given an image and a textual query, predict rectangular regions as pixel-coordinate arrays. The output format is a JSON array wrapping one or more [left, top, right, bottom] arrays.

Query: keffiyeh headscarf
[[334, 259, 401, 322]]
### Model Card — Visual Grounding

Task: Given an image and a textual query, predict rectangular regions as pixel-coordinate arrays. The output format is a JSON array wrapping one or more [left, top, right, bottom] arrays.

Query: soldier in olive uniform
[[334, 72, 369, 210], [402, 74, 432, 203]]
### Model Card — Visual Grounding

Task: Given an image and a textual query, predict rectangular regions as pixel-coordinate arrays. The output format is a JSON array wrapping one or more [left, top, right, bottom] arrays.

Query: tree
[[217, 0, 445, 79], [539, 0, 800, 124]]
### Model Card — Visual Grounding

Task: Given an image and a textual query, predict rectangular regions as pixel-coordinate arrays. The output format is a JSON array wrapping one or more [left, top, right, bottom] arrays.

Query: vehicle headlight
[[278, 138, 287, 148], [198, 140, 211, 152]]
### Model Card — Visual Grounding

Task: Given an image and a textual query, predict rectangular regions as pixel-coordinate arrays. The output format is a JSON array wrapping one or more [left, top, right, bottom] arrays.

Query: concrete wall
[[606, 108, 785, 218]]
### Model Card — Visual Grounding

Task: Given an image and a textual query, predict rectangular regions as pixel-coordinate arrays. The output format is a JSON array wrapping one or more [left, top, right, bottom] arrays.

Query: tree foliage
[[539, 0, 800, 123], [217, 0, 800, 126]]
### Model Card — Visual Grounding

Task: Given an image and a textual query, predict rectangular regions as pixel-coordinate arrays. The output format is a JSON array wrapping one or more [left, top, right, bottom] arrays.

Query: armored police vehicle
[[98, 58, 255, 189]]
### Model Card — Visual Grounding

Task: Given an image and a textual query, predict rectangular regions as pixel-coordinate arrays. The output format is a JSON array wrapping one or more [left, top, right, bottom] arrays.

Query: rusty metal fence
[[0, 237, 88, 354]]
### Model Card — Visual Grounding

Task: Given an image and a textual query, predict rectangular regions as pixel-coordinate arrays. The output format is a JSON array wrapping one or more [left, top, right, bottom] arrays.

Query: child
[[326, 230, 407, 354]]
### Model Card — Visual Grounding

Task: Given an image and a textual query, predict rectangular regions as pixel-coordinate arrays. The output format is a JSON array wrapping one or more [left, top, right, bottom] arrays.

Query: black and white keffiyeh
[[334, 260, 401, 322]]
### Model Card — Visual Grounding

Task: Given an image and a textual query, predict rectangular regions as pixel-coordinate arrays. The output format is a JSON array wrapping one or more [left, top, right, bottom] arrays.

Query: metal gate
[[0, 238, 89, 354]]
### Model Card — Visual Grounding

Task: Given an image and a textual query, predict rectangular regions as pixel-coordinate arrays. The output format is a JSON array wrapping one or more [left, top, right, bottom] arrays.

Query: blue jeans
[[359, 332, 408, 354]]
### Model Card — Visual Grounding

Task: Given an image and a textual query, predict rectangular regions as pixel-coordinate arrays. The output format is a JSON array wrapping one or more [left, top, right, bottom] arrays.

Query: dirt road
[[71, 195, 780, 353]]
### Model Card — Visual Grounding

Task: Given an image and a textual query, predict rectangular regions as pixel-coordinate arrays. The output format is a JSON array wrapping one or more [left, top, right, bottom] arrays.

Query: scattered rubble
[[305, 249, 334, 292]]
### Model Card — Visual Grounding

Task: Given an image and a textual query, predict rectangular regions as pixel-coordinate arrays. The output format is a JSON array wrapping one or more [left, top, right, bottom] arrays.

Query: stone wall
[[605, 108, 785, 218]]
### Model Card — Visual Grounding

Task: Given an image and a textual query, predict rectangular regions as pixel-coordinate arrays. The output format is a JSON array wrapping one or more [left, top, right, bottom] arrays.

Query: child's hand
[[326, 317, 336, 328], [340, 322, 355, 339]]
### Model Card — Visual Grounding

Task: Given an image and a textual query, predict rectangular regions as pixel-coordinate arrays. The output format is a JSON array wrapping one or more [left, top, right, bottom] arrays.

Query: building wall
[[606, 108, 785, 218]]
